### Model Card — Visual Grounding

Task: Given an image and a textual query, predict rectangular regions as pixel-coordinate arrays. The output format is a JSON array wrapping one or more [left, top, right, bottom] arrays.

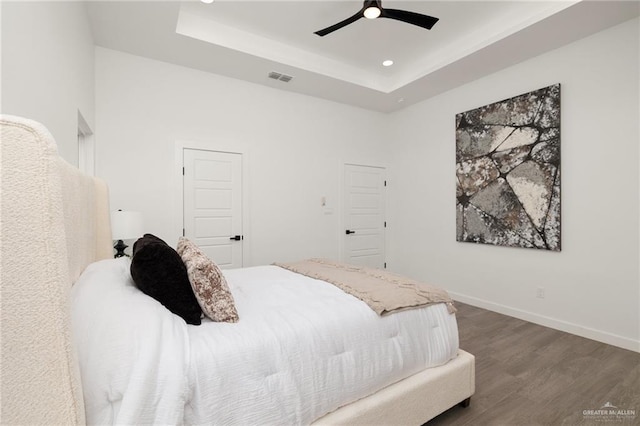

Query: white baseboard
[[449, 292, 640, 353]]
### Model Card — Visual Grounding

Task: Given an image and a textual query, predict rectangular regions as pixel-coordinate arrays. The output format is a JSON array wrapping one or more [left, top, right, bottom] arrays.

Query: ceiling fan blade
[[314, 9, 364, 37], [380, 8, 439, 30]]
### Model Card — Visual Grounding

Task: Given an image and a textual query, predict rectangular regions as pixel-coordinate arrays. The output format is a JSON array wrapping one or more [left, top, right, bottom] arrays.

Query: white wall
[[1, 1, 95, 166], [387, 18, 639, 351], [95, 47, 388, 265]]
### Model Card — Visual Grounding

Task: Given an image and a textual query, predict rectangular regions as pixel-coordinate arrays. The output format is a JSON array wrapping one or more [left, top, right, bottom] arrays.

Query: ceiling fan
[[314, 0, 439, 37]]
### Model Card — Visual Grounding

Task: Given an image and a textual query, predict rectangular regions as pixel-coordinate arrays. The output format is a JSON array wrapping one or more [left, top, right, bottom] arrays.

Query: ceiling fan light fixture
[[364, 6, 381, 19], [314, 0, 438, 37]]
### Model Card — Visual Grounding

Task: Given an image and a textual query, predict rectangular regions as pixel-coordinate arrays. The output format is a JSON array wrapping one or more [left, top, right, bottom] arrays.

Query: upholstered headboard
[[1, 115, 112, 424]]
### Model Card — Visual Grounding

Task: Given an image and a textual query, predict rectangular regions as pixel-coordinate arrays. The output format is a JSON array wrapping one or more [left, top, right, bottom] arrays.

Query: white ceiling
[[87, 0, 639, 112]]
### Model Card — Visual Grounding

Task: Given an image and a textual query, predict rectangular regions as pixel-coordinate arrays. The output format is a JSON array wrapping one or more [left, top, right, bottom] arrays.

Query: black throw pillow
[[130, 234, 202, 325], [132, 233, 167, 256]]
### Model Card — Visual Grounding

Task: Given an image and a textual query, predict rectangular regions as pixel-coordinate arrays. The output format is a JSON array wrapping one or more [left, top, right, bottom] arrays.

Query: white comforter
[[72, 258, 459, 425]]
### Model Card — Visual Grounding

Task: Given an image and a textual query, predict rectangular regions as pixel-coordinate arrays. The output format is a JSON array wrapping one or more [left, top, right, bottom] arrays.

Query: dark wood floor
[[427, 302, 640, 425]]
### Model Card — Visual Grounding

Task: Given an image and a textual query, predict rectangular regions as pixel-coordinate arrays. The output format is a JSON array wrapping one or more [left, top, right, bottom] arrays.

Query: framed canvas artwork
[[455, 84, 561, 251]]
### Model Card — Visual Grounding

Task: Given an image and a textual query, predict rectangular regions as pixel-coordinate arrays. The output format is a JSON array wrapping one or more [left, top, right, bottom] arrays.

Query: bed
[[0, 114, 475, 425]]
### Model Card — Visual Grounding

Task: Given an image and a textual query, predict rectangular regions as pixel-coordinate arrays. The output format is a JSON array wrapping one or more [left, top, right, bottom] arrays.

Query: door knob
[[230, 235, 243, 241], [345, 230, 355, 235]]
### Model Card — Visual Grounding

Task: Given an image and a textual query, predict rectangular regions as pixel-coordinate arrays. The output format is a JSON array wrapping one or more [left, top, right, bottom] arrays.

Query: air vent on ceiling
[[268, 71, 294, 83]]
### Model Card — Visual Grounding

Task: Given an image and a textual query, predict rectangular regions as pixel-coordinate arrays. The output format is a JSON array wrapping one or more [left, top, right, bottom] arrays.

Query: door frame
[[174, 140, 251, 267], [77, 110, 95, 176], [340, 161, 388, 268]]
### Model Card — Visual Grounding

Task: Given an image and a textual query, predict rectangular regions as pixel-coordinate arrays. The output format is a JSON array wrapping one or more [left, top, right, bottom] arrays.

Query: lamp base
[[114, 239, 128, 258]]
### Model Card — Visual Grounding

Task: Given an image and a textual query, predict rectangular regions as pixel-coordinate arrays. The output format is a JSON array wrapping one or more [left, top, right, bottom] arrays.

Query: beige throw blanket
[[274, 259, 456, 316]]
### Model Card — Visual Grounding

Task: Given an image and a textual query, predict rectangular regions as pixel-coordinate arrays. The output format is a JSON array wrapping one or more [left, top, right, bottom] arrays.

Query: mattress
[[72, 258, 459, 425]]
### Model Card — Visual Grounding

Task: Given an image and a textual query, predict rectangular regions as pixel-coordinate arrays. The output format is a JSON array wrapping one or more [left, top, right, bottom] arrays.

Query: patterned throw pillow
[[176, 237, 239, 323]]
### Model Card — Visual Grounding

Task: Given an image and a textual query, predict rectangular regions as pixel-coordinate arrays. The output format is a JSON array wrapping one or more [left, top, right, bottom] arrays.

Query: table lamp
[[111, 210, 143, 258]]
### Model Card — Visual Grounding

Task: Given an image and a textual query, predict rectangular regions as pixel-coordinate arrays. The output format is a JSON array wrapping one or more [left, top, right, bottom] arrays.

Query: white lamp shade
[[111, 210, 144, 240]]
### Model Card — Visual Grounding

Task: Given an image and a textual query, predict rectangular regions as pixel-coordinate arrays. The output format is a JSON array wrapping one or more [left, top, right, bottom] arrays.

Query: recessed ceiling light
[[200, 0, 214, 3], [364, 7, 381, 19], [382, 60, 394, 67]]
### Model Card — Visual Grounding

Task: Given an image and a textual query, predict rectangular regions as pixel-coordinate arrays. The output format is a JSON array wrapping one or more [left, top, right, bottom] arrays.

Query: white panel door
[[183, 149, 242, 269], [343, 164, 386, 269]]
